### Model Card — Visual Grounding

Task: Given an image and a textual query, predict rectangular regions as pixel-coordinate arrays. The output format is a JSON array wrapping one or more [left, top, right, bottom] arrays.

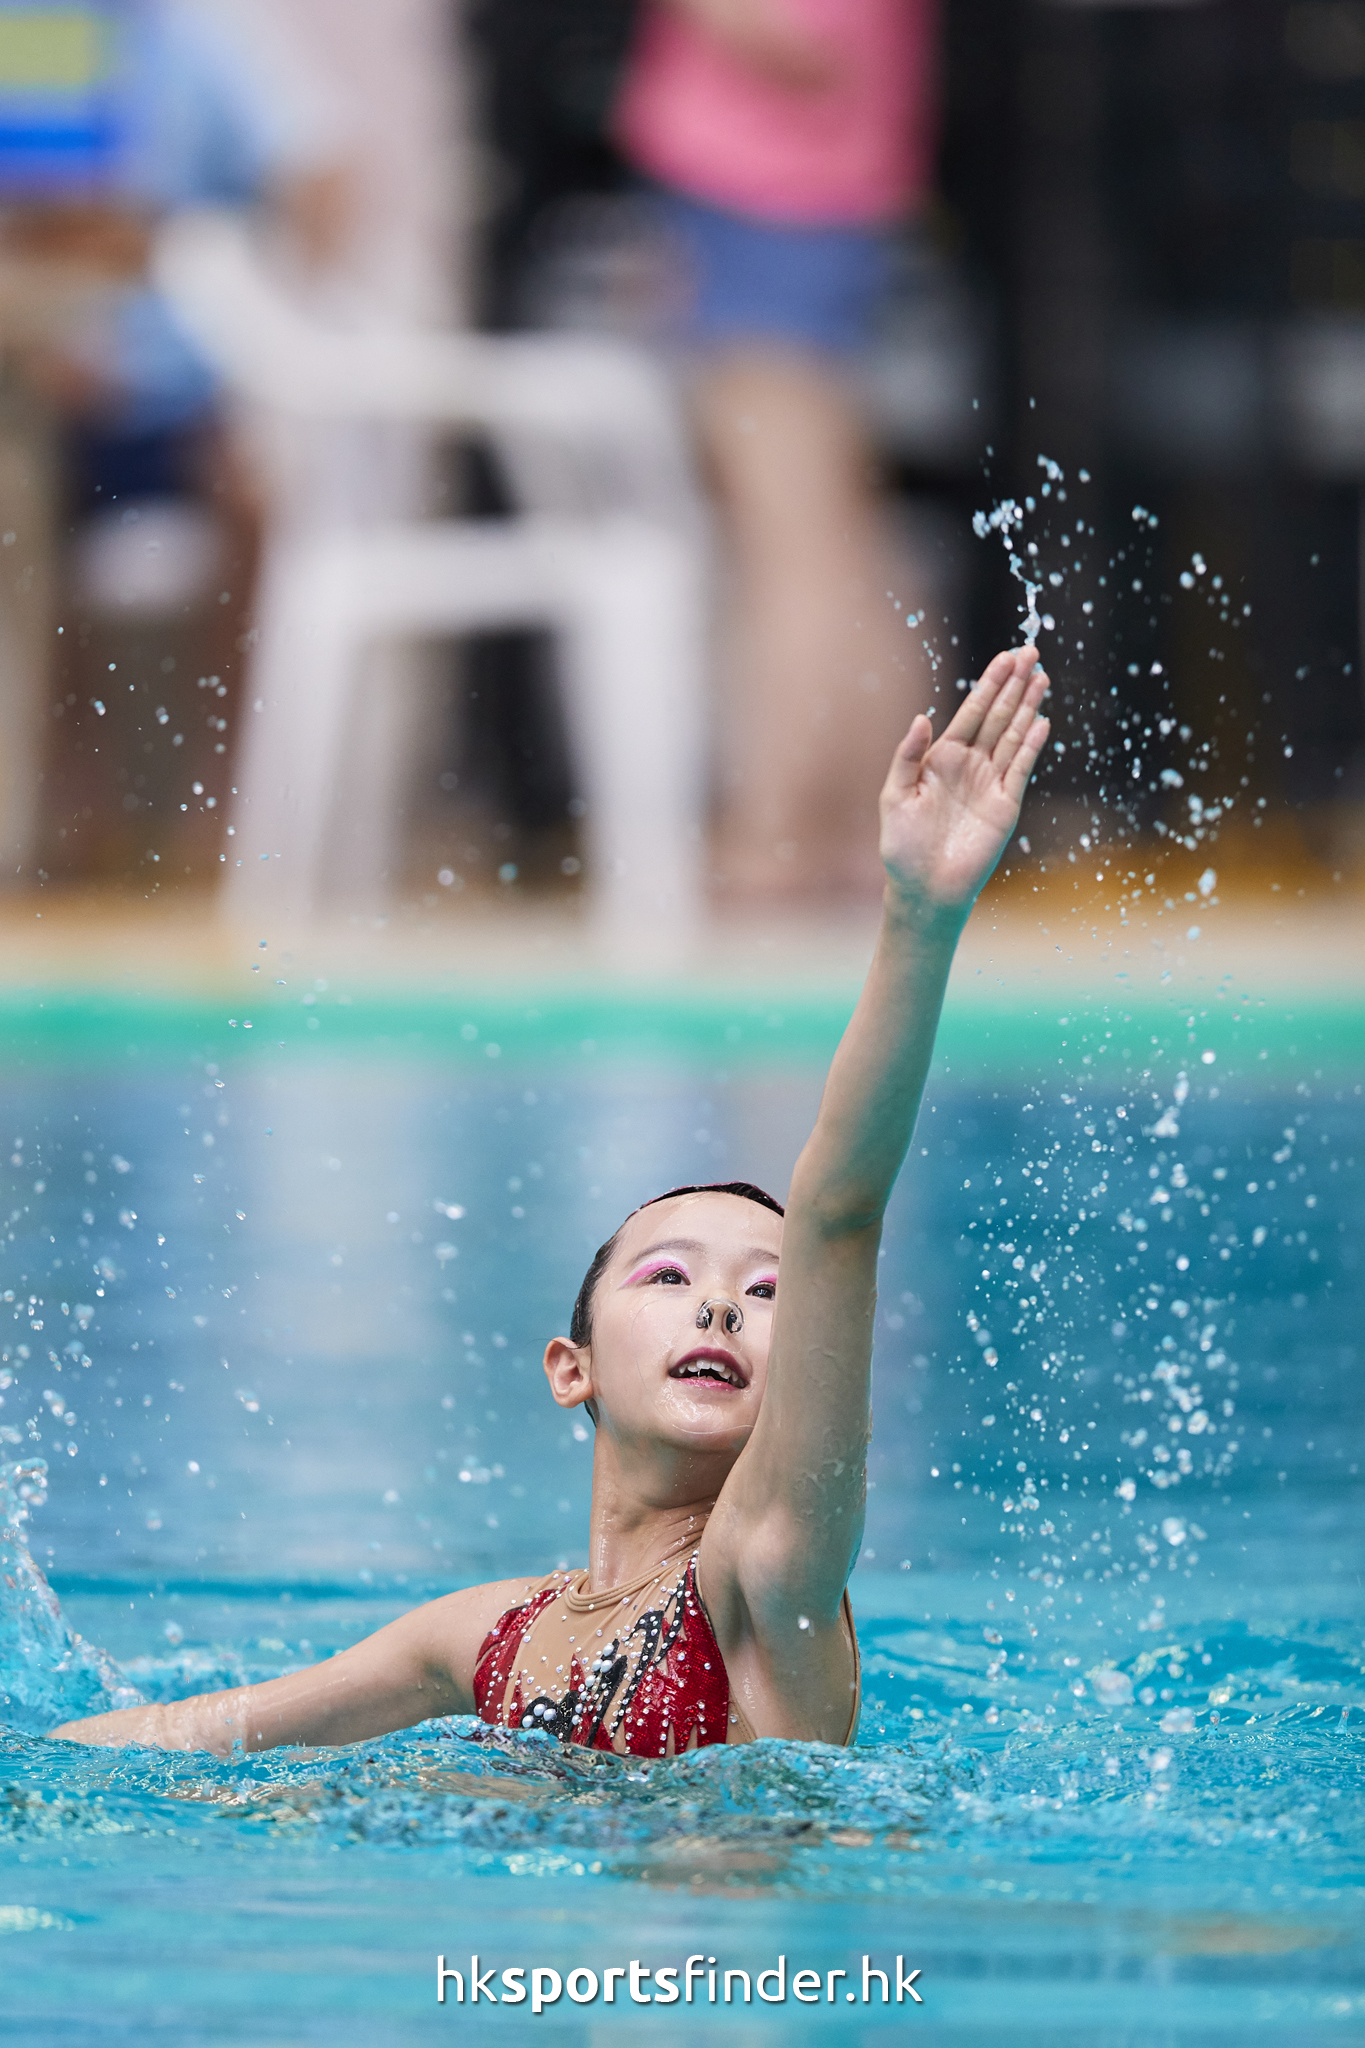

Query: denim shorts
[[648, 186, 892, 355]]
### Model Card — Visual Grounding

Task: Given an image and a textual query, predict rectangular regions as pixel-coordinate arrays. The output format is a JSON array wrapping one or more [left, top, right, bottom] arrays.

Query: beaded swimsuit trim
[[473, 1553, 728, 1755], [472, 1550, 861, 1758]]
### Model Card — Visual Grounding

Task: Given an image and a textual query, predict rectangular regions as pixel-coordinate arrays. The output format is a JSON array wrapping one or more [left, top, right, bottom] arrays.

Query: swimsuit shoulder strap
[[472, 1572, 567, 1705]]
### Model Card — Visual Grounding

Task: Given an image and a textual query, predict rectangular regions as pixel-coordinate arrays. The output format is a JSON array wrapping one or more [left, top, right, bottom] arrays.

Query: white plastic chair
[[151, 210, 707, 933]]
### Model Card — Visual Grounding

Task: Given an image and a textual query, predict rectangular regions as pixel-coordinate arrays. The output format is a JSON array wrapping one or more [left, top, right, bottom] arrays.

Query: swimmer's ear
[[544, 1335, 595, 1414]]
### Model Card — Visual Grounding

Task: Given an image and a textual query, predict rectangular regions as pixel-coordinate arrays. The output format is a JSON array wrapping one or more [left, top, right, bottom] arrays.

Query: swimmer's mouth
[[669, 1347, 747, 1390]]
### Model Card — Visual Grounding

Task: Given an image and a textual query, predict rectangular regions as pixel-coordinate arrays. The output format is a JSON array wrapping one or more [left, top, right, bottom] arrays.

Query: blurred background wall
[[0, 0, 1359, 918]]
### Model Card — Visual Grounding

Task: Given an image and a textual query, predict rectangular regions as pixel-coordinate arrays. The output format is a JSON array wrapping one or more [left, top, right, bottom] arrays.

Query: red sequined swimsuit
[[473, 1544, 860, 1758]]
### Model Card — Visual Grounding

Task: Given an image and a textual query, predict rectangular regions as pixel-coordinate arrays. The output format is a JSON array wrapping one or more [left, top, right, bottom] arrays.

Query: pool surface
[[0, 988, 1361, 2043]]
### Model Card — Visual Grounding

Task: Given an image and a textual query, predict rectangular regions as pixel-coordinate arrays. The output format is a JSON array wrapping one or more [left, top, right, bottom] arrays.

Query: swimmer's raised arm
[[49, 1576, 528, 1754], [702, 647, 1049, 1736]]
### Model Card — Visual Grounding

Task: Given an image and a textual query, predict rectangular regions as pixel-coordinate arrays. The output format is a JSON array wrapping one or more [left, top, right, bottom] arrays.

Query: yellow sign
[[0, 10, 109, 92]]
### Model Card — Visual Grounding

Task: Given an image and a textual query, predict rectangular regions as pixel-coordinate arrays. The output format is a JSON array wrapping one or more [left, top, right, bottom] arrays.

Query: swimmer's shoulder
[[407, 1569, 573, 1699]]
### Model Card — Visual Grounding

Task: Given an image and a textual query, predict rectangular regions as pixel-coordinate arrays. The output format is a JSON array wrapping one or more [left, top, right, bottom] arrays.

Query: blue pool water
[[0, 991, 1360, 2044]]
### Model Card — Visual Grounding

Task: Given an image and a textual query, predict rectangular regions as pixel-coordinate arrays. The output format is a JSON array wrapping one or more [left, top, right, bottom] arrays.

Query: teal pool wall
[[0, 985, 1358, 1077]]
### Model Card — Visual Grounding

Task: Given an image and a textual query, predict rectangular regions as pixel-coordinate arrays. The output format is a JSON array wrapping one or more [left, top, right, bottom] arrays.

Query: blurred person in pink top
[[615, 0, 940, 899]]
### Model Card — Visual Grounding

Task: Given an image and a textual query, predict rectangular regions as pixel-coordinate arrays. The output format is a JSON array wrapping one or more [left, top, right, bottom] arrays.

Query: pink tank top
[[614, 0, 939, 227]]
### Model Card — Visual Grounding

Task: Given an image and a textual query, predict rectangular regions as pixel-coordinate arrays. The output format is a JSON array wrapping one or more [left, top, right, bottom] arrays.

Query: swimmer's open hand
[[879, 646, 1049, 930]]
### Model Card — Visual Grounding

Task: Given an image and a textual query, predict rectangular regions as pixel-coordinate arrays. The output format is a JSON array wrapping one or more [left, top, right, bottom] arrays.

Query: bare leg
[[694, 345, 929, 901]]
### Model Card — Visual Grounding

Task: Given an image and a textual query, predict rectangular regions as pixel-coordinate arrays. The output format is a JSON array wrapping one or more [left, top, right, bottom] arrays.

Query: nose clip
[[696, 1297, 743, 1336]]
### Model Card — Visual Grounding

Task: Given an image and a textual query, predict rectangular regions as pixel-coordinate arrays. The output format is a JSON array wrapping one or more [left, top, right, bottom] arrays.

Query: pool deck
[[0, 868, 1360, 1014]]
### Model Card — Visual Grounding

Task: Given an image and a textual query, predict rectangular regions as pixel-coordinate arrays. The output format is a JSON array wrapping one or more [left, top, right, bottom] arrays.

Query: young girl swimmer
[[55, 646, 1049, 1759]]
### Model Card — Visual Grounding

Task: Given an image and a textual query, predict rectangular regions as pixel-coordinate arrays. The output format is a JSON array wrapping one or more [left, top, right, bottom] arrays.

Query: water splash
[[0, 1460, 143, 1733], [971, 496, 1043, 644], [6, 1603, 1359, 1908]]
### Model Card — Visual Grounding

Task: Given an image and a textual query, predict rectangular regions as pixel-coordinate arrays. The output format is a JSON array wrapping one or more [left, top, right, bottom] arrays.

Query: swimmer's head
[[568, 1181, 785, 1350], [550, 1183, 784, 1442]]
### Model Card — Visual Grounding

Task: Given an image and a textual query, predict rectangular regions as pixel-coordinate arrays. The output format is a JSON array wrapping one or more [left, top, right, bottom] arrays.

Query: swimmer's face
[[551, 1191, 781, 1458]]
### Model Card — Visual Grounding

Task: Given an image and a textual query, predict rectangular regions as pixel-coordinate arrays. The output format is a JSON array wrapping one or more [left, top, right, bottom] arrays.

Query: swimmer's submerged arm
[[49, 1577, 530, 1755], [710, 650, 1050, 1634]]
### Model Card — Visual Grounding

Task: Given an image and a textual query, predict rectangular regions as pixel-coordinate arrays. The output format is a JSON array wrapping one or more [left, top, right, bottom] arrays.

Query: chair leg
[[223, 541, 360, 923], [0, 407, 56, 881], [555, 517, 707, 943], [325, 639, 429, 903]]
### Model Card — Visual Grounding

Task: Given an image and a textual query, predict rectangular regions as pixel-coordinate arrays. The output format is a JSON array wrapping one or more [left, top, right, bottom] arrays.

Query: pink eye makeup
[[626, 1258, 691, 1287]]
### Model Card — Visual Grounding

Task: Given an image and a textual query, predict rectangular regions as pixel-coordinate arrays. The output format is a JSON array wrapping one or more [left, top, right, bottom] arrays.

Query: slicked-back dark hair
[[568, 1181, 785, 1349]]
